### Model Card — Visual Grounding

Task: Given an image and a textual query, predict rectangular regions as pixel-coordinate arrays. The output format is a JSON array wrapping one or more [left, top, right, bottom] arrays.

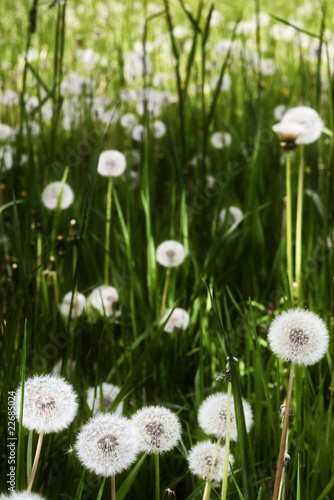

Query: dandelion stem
[[27, 431, 44, 493], [221, 380, 232, 500], [160, 267, 170, 316], [104, 177, 113, 286], [155, 453, 160, 500], [111, 475, 116, 500], [272, 363, 295, 500], [203, 478, 212, 500], [295, 145, 304, 302], [285, 151, 294, 301]]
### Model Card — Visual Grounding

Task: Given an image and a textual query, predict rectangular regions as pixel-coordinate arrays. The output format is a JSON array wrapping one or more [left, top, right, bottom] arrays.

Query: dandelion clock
[[15, 374, 78, 492]]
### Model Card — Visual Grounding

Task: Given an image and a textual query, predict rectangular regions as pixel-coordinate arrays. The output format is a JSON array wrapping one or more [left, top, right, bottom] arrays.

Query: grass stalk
[[27, 431, 44, 493], [221, 380, 232, 500], [285, 151, 293, 300], [272, 363, 295, 500], [104, 176, 113, 286], [160, 267, 170, 316], [295, 145, 304, 302]]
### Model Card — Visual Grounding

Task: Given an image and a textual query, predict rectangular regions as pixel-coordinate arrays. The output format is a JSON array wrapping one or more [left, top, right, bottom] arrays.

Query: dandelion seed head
[[156, 240, 186, 267], [97, 150, 126, 177], [89, 285, 119, 317], [153, 120, 166, 138], [132, 124, 146, 142], [210, 74, 231, 92], [281, 106, 323, 144], [161, 308, 190, 333], [187, 440, 234, 482], [41, 182, 74, 210], [86, 383, 123, 416], [15, 374, 78, 434], [219, 206, 243, 227], [268, 308, 329, 365], [272, 122, 305, 142], [132, 406, 181, 454], [0, 493, 48, 500], [75, 413, 139, 477], [120, 113, 137, 130], [198, 392, 253, 440], [60, 291, 87, 319], [210, 131, 232, 149], [0, 123, 15, 141]]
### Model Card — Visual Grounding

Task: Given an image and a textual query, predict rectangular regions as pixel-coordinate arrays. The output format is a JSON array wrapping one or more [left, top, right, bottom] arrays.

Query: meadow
[[0, 0, 334, 499]]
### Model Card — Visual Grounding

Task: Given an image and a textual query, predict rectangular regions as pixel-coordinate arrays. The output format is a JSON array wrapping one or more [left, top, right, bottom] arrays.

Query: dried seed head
[[289, 327, 309, 347], [97, 434, 119, 453], [268, 308, 329, 365], [198, 392, 253, 440], [97, 150, 126, 177], [41, 182, 74, 210], [145, 420, 165, 447], [35, 395, 56, 412], [156, 240, 186, 268], [132, 406, 181, 454], [15, 374, 78, 434], [188, 440, 234, 482], [86, 383, 123, 416], [75, 414, 140, 477]]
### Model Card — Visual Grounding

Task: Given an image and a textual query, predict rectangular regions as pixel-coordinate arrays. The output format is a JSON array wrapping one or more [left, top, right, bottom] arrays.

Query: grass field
[[0, 1, 333, 499]]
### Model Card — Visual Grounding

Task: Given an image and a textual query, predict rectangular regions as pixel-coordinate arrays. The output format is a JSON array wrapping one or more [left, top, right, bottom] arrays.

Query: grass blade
[[116, 453, 147, 500]]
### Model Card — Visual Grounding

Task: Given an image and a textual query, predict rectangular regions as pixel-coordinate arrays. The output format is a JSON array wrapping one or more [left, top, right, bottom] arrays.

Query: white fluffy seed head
[[0, 123, 15, 141], [86, 383, 123, 416], [97, 150, 126, 177], [219, 206, 243, 226], [120, 113, 137, 130], [89, 285, 119, 317], [198, 392, 253, 440], [131, 406, 181, 454], [60, 291, 87, 319], [268, 308, 329, 365], [188, 440, 234, 481], [161, 308, 190, 333], [272, 122, 305, 142], [210, 74, 231, 92], [0, 493, 47, 500], [132, 124, 146, 142], [15, 374, 78, 434], [281, 106, 323, 144], [156, 240, 186, 267], [152, 120, 166, 138], [41, 182, 74, 210], [75, 413, 139, 477], [210, 132, 232, 149]]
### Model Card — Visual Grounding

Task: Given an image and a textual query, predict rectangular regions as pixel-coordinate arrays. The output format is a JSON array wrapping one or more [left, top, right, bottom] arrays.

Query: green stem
[[221, 381, 232, 500], [285, 151, 294, 301], [104, 177, 113, 286], [155, 453, 160, 500], [295, 145, 304, 302], [272, 363, 295, 500], [160, 267, 170, 316], [203, 479, 212, 500], [27, 431, 44, 493], [51, 166, 70, 254]]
